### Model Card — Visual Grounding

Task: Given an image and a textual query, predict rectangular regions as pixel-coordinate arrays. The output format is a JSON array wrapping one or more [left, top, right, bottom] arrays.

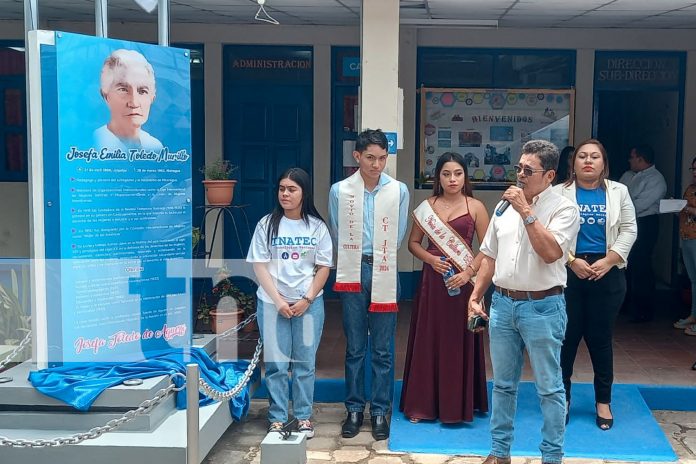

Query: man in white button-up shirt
[[468, 140, 579, 464], [619, 144, 666, 322]]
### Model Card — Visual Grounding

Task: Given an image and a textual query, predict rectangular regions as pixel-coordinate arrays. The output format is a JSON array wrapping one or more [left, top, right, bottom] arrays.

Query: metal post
[[95, 0, 108, 38], [186, 363, 200, 464], [158, 0, 169, 46], [24, 0, 38, 32], [23, 0, 39, 365]]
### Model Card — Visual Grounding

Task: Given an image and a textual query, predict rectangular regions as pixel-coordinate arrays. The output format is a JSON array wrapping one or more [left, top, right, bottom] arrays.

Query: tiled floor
[[208, 295, 696, 463], [314, 298, 696, 386]]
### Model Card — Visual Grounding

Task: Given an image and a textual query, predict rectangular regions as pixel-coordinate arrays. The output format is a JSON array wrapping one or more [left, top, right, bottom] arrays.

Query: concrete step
[[0, 333, 259, 463]]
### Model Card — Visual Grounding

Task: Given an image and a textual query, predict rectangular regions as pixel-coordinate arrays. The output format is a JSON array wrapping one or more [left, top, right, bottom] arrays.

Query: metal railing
[[0, 316, 263, 455], [0, 331, 32, 372]]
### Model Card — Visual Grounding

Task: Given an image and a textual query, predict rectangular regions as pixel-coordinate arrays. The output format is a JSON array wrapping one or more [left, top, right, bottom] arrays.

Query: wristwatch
[[302, 295, 315, 304], [523, 215, 537, 225]]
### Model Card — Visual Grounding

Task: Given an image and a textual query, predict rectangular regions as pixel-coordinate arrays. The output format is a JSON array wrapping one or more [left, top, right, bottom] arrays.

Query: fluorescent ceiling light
[[400, 18, 498, 28]]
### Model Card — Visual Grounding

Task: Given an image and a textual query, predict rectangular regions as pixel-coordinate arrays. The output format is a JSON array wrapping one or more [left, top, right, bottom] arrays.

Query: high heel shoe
[[595, 403, 613, 431]]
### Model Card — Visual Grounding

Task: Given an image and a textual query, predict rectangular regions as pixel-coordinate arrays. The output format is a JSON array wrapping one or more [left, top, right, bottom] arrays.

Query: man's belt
[[495, 285, 563, 301], [361, 254, 374, 265]]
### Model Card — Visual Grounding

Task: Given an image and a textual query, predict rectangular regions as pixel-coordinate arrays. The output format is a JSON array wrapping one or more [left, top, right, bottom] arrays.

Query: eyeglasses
[[513, 165, 546, 177]]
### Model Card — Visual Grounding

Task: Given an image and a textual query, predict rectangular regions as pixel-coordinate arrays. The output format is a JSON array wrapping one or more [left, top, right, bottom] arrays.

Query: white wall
[[1, 21, 694, 279]]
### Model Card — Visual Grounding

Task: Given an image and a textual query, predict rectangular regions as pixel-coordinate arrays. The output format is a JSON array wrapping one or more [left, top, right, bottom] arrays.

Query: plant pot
[[242, 317, 258, 333], [210, 309, 244, 334], [203, 179, 237, 206]]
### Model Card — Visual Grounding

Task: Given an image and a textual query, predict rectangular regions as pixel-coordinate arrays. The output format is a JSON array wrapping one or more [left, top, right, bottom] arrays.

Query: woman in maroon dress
[[400, 152, 490, 423]]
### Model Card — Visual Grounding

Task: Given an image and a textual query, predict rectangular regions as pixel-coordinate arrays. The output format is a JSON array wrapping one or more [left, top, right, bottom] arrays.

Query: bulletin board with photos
[[419, 87, 575, 188]]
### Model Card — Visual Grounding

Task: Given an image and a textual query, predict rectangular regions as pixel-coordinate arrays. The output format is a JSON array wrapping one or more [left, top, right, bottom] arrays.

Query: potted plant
[[196, 293, 214, 332], [0, 267, 31, 348], [206, 269, 256, 334], [200, 160, 238, 206]]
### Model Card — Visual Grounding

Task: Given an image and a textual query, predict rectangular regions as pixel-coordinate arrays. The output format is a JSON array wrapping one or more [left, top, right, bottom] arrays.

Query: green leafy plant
[[192, 227, 203, 250], [211, 278, 255, 315], [197, 293, 213, 325], [197, 269, 257, 327], [0, 268, 30, 345], [200, 160, 238, 180]]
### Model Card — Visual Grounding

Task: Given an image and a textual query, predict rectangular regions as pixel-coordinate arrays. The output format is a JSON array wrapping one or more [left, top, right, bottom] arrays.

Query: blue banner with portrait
[[44, 32, 192, 363]]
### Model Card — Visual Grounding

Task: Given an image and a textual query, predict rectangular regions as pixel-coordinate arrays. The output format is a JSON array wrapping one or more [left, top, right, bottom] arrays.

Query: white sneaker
[[685, 324, 696, 336], [674, 318, 696, 329], [297, 419, 314, 439], [268, 422, 284, 433]]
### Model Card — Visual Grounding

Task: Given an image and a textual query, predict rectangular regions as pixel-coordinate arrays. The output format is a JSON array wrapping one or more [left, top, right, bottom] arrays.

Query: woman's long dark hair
[[265, 167, 326, 247], [555, 145, 575, 185], [432, 152, 473, 198]]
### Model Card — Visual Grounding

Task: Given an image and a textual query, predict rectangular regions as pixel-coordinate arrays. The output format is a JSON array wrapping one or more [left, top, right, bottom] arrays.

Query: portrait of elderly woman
[[93, 49, 164, 152]]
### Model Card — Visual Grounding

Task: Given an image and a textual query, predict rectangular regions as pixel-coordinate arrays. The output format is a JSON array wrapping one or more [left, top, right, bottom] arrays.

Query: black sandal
[[595, 403, 613, 431]]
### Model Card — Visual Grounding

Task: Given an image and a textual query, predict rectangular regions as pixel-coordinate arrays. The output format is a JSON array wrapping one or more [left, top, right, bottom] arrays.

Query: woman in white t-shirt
[[246, 168, 333, 438]]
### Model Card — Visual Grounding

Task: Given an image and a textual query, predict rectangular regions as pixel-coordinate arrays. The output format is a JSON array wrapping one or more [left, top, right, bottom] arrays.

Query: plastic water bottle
[[441, 256, 460, 296]]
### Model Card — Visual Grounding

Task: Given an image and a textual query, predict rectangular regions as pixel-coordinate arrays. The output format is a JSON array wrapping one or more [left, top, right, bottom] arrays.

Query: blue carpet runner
[[389, 382, 677, 462]]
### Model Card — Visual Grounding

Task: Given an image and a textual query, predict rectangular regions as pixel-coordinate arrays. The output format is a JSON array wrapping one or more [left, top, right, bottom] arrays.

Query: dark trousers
[[625, 214, 659, 320], [561, 264, 626, 404], [341, 262, 399, 416]]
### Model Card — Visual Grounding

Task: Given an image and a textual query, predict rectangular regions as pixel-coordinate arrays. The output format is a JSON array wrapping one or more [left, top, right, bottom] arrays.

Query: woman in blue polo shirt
[[553, 139, 637, 431]]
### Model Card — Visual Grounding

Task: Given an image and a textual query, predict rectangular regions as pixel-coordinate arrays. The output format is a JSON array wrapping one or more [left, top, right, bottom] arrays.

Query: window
[[418, 48, 575, 89], [0, 44, 27, 182]]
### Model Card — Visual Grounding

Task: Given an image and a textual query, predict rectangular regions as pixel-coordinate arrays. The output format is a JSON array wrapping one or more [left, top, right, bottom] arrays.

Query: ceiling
[[2, 0, 696, 28]]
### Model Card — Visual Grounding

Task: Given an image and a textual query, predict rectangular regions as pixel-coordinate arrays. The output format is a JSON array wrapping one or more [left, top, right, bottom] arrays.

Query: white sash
[[412, 199, 476, 283], [334, 171, 400, 312]]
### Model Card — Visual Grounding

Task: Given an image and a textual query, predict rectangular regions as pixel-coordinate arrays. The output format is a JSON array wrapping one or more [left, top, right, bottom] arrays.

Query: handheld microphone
[[495, 181, 523, 217]]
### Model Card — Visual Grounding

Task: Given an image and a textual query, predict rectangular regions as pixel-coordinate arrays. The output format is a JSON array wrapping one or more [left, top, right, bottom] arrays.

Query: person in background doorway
[[468, 140, 579, 464], [675, 157, 696, 336], [619, 144, 666, 323], [554, 139, 637, 431], [554, 145, 575, 185], [329, 129, 410, 441], [400, 152, 489, 424], [247, 168, 333, 438]]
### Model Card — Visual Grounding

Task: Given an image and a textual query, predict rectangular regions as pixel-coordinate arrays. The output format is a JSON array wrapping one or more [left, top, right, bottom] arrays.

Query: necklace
[[437, 199, 457, 210]]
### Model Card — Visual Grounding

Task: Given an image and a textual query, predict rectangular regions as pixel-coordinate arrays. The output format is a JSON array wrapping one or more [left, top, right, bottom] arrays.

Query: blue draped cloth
[[28, 347, 254, 421]]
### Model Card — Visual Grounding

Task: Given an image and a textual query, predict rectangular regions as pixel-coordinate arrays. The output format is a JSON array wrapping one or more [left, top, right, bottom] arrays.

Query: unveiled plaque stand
[[0, 30, 233, 464]]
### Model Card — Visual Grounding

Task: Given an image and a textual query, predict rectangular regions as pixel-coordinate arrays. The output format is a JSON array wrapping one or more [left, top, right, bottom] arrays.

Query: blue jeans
[[488, 291, 567, 464], [257, 296, 325, 423], [682, 239, 696, 318], [341, 261, 399, 416]]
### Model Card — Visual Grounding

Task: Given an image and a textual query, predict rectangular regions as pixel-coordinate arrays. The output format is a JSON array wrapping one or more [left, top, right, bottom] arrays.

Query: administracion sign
[[42, 32, 192, 363], [226, 46, 312, 82]]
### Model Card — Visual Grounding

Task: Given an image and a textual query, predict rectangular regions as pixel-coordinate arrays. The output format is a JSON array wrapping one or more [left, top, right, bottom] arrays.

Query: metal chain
[[0, 374, 182, 448], [217, 312, 257, 340], [0, 330, 32, 372], [198, 337, 262, 402]]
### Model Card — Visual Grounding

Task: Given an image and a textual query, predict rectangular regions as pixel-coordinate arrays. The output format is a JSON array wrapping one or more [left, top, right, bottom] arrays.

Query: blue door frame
[[222, 46, 314, 259]]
